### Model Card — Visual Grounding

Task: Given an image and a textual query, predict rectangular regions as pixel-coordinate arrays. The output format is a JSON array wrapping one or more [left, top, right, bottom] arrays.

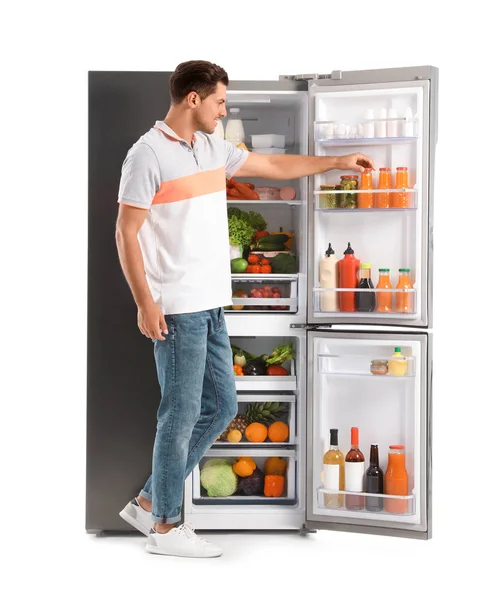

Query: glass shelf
[[315, 137, 417, 146], [314, 189, 417, 210], [226, 199, 302, 206]]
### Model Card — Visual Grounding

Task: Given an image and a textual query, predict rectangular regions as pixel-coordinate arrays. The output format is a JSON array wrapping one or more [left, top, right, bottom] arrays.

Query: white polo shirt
[[118, 121, 248, 315]]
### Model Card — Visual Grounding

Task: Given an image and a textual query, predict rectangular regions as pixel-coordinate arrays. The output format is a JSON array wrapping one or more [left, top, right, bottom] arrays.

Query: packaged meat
[[255, 186, 282, 200], [279, 186, 296, 201]]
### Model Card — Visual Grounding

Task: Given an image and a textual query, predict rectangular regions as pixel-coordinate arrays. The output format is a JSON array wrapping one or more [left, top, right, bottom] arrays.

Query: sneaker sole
[[119, 508, 150, 536], [145, 544, 222, 558]]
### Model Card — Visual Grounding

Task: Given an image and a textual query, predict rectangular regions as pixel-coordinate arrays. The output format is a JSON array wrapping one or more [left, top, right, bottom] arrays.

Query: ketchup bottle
[[338, 242, 360, 312]]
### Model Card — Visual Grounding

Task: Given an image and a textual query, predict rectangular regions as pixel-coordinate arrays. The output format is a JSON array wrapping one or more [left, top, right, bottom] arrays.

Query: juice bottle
[[355, 263, 376, 312], [319, 243, 339, 312], [358, 168, 374, 209], [384, 445, 409, 514], [376, 268, 393, 312], [365, 443, 384, 512], [376, 167, 391, 208], [396, 268, 413, 313], [338, 242, 360, 312], [388, 347, 408, 376], [391, 166, 410, 208]]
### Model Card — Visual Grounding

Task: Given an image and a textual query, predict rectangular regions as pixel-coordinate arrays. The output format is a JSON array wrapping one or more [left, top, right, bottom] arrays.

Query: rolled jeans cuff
[[139, 489, 152, 502], [152, 512, 182, 525]]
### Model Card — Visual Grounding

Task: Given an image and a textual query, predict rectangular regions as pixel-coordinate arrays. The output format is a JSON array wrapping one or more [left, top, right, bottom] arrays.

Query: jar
[[319, 184, 339, 209], [370, 359, 388, 375], [339, 175, 358, 209]]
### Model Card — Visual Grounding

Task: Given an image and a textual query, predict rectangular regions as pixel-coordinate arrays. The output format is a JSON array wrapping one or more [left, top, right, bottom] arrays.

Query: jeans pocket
[[215, 307, 224, 331]]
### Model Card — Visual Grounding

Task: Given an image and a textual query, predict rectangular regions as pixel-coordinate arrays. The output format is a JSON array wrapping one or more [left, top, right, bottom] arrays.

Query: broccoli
[[270, 253, 297, 274]]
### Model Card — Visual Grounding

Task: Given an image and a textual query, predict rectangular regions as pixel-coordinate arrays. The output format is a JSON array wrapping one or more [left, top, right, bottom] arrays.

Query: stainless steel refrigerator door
[[307, 66, 438, 327], [305, 329, 432, 540]]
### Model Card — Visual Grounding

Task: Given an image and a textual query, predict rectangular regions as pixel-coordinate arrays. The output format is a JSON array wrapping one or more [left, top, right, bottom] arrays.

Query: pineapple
[[218, 402, 287, 441]]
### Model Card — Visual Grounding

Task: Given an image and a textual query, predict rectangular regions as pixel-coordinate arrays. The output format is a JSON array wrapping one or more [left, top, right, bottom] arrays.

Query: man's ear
[[186, 92, 199, 108]]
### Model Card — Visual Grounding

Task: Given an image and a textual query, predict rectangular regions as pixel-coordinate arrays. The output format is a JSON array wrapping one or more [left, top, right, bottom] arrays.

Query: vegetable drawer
[[192, 448, 296, 505], [227, 275, 298, 314]]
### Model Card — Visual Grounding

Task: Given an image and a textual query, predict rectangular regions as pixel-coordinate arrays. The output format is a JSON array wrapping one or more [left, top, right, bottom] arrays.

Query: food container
[[251, 134, 286, 149], [319, 184, 340, 209], [252, 147, 286, 154], [370, 360, 388, 375], [339, 175, 358, 209], [255, 186, 282, 200]]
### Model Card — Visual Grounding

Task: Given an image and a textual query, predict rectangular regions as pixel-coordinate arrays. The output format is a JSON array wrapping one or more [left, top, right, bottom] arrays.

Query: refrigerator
[[87, 65, 437, 540]]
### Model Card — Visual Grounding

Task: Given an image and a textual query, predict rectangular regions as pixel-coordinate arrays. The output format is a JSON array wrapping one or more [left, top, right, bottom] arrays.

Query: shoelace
[[175, 522, 211, 545]]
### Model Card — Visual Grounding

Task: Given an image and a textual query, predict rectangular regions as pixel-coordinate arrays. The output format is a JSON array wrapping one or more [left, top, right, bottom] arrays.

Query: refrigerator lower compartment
[[192, 449, 296, 506]]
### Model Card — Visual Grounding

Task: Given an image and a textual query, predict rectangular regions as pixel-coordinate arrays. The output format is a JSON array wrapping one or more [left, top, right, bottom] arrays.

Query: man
[[116, 60, 374, 558]]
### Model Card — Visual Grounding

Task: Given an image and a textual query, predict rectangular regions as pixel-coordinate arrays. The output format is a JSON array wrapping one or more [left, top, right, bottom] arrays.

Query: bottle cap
[[351, 427, 359, 446], [330, 429, 339, 446], [360, 262, 371, 269], [389, 444, 405, 450], [397, 166, 408, 170], [379, 167, 390, 171], [399, 268, 410, 272], [343, 242, 354, 255], [394, 347, 402, 353], [379, 268, 390, 272], [325, 243, 335, 257], [363, 168, 372, 173]]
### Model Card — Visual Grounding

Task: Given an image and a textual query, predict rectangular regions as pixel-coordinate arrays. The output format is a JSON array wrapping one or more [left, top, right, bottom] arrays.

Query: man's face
[[193, 82, 227, 134]]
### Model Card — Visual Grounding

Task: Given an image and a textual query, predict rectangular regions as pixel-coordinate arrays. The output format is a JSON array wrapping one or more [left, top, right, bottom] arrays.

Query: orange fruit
[[267, 421, 289, 443], [245, 422, 268, 443]]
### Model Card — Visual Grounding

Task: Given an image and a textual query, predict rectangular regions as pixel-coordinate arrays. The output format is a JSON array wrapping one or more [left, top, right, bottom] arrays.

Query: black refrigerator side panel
[[86, 72, 172, 532]]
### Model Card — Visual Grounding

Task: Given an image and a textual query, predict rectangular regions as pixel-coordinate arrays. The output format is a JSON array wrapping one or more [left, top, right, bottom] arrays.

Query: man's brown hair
[[170, 60, 229, 104]]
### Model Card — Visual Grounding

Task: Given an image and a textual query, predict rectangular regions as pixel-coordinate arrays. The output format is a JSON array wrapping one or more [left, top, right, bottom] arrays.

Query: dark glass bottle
[[345, 426, 365, 510], [356, 262, 376, 312], [365, 444, 384, 512]]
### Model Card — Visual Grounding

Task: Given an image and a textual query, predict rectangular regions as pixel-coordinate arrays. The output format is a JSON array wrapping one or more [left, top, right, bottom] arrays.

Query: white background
[[2, 0, 499, 598]]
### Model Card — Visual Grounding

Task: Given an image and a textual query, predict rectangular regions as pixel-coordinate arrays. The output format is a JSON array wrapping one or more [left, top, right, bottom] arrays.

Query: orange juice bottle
[[376, 268, 393, 312], [376, 168, 391, 208], [358, 168, 374, 209], [384, 445, 409, 514], [391, 166, 410, 208], [396, 268, 413, 313]]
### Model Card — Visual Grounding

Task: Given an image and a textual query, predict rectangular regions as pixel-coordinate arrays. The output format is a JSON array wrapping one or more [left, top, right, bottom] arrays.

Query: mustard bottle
[[388, 347, 407, 377]]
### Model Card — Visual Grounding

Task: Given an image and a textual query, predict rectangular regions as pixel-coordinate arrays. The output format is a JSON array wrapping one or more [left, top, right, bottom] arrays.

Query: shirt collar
[[154, 120, 198, 144]]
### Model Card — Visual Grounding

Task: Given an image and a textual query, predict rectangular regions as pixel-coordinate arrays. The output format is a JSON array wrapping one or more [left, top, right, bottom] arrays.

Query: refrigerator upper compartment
[[308, 80, 432, 328]]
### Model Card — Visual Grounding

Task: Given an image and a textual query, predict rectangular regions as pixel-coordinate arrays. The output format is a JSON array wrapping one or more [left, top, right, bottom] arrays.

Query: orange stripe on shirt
[[151, 167, 226, 205]]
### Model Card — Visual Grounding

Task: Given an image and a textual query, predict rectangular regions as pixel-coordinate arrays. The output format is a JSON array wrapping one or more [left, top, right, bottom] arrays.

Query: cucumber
[[256, 234, 290, 244], [256, 241, 287, 251]]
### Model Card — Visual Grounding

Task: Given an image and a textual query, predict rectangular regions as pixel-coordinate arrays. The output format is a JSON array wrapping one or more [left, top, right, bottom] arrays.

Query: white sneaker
[[145, 522, 223, 558], [119, 497, 153, 536]]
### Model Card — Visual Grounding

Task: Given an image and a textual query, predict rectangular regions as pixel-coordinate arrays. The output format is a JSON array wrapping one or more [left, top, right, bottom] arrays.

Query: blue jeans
[[139, 307, 237, 524]]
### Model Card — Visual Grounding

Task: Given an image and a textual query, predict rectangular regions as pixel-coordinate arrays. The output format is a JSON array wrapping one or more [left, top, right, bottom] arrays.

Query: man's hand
[[138, 301, 168, 340], [336, 153, 375, 173]]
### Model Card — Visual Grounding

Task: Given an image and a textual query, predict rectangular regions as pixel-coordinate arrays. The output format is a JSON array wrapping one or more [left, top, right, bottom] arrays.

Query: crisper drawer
[[227, 274, 298, 314], [235, 360, 297, 391], [192, 448, 296, 506], [214, 393, 296, 446]]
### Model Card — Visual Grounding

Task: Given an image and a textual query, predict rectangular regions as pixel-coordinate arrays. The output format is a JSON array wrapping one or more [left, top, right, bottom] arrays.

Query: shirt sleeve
[[117, 142, 161, 209], [223, 140, 249, 178]]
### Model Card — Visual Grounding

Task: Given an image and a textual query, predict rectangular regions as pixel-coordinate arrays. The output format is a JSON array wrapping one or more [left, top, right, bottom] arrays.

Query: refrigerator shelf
[[315, 136, 417, 146], [315, 207, 418, 213], [317, 487, 416, 516], [317, 353, 415, 377], [226, 199, 302, 206], [235, 360, 296, 391], [213, 441, 296, 447], [231, 274, 298, 281]]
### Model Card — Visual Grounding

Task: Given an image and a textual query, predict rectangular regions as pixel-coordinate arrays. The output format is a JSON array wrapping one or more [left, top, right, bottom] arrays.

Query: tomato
[[249, 265, 261, 274], [247, 254, 260, 265], [246, 265, 253, 273], [260, 265, 272, 274], [254, 230, 270, 242], [260, 258, 270, 266], [234, 365, 244, 376], [266, 365, 289, 376]]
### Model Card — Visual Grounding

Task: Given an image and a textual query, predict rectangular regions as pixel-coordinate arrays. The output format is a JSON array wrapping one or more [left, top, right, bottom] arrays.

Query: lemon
[[227, 430, 242, 443]]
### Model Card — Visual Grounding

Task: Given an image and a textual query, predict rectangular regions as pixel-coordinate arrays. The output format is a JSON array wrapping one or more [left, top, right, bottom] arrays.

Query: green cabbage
[[200, 460, 238, 497]]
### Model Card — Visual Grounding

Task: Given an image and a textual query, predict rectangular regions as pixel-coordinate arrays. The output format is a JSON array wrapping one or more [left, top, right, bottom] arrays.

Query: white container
[[363, 109, 375, 138], [251, 134, 286, 148], [376, 108, 387, 138], [214, 120, 225, 139], [387, 108, 399, 137], [225, 108, 245, 146], [403, 107, 414, 137], [336, 124, 348, 139], [252, 147, 286, 154], [319, 243, 339, 312]]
